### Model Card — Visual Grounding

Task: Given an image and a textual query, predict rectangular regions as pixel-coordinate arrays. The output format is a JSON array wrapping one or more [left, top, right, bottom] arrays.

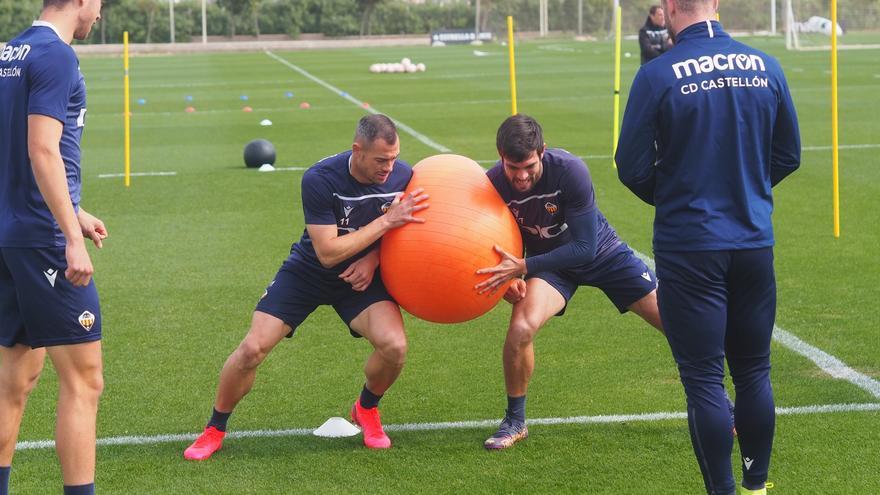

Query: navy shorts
[[527, 242, 657, 315], [0, 247, 102, 348], [255, 257, 395, 338]]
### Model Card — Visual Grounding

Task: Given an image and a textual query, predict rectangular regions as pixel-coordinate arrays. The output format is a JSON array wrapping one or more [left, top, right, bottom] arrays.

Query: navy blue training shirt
[[291, 150, 412, 277], [487, 148, 621, 273], [615, 20, 800, 251], [0, 22, 86, 248]]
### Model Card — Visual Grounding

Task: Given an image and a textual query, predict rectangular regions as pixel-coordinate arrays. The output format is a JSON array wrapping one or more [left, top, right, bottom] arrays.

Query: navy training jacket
[[615, 20, 800, 251]]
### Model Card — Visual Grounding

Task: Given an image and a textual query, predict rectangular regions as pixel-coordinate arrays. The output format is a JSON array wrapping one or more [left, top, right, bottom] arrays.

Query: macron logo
[[672, 53, 766, 79], [0, 44, 31, 62], [743, 457, 755, 470], [43, 268, 58, 287]]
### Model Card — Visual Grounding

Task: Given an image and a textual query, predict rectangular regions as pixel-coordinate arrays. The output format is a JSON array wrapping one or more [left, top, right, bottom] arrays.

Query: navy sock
[[506, 395, 526, 423], [359, 384, 382, 409], [63, 483, 95, 495], [207, 408, 232, 432], [0, 466, 10, 495]]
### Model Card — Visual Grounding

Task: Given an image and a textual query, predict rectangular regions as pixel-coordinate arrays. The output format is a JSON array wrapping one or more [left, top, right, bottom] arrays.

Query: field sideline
[[7, 35, 880, 494]]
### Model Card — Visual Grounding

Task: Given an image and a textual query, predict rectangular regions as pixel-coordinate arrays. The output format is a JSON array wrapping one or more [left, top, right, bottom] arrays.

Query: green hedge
[[3, 0, 877, 44]]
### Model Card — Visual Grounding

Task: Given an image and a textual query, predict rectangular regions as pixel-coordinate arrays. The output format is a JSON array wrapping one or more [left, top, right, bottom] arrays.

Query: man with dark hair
[[639, 5, 673, 64], [0, 1, 104, 495], [475, 114, 663, 450], [184, 114, 429, 458], [616, 0, 800, 491]]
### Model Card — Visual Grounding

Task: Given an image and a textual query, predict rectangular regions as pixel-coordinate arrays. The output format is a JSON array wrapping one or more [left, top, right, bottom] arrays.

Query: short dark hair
[[354, 114, 398, 147], [649, 5, 663, 15], [43, 0, 73, 8], [496, 114, 544, 163]]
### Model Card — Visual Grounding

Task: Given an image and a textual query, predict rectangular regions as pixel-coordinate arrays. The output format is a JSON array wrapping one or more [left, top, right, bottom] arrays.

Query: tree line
[[2, 0, 877, 44]]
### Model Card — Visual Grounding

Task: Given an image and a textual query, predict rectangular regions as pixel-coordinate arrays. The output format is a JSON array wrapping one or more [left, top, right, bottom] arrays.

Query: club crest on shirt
[[78, 311, 95, 331], [544, 202, 558, 214], [380, 201, 391, 214]]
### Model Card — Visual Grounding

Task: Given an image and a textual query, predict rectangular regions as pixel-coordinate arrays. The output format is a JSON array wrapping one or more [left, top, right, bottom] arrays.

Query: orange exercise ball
[[380, 154, 523, 324]]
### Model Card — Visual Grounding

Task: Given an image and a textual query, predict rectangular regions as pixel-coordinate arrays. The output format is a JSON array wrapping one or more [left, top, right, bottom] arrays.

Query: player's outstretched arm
[[309, 189, 429, 269], [28, 114, 94, 286]]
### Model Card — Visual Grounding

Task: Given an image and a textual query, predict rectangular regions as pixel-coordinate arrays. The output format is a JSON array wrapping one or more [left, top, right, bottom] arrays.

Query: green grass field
[[7, 36, 880, 493]]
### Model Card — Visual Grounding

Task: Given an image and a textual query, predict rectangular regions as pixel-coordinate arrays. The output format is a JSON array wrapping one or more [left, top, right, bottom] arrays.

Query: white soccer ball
[[401, 57, 412, 65], [416, 63, 426, 72], [369, 64, 379, 73], [405, 63, 417, 73]]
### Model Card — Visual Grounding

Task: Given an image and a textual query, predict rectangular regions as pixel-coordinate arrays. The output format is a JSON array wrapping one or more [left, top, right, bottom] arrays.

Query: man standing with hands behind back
[[616, 0, 800, 492]]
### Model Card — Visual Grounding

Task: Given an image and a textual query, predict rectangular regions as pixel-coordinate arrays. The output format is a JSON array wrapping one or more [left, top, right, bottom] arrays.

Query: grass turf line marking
[[16, 402, 879, 451], [264, 50, 451, 153], [801, 144, 880, 151], [633, 250, 880, 400], [97, 171, 177, 179]]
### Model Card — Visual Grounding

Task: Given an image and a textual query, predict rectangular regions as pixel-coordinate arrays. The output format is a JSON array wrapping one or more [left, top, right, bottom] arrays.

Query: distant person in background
[[639, 5, 673, 64]]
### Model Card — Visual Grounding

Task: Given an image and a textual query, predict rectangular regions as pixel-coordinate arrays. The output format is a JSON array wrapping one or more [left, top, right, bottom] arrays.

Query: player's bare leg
[[627, 289, 663, 333], [486, 278, 564, 450], [47, 341, 103, 486], [0, 345, 46, 466], [349, 301, 407, 449], [214, 312, 291, 413], [184, 311, 289, 460]]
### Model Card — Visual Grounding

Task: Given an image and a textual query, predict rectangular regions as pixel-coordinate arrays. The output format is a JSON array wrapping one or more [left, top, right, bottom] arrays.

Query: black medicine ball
[[243, 139, 276, 168]]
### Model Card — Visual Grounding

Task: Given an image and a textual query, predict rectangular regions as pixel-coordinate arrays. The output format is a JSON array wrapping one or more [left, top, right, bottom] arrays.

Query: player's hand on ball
[[385, 188, 429, 228], [503, 278, 527, 304], [475, 245, 527, 295]]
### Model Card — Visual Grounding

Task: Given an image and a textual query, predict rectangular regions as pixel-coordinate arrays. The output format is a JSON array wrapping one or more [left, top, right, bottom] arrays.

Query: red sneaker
[[351, 401, 391, 449], [184, 426, 226, 460]]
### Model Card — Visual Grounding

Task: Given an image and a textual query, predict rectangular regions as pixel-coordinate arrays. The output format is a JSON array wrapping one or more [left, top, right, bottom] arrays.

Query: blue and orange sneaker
[[183, 426, 225, 460], [351, 401, 392, 449], [484, 416, 528, 450]]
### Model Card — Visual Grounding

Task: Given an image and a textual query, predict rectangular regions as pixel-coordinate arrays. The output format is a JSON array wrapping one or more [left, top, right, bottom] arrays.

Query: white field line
[[97, 171, 177, 179], [264, 50, 451, 153], [633, 250, 880, 400], [801, 144, 880, 151], [16, 402, 879, 451]]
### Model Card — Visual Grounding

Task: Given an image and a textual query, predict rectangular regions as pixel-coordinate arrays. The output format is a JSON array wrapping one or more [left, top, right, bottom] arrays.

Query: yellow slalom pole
[[612, 5, 622, 168], [830, 0, 840, 237], [123, 31, 131, 188], [507, 16, 518, 115]]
